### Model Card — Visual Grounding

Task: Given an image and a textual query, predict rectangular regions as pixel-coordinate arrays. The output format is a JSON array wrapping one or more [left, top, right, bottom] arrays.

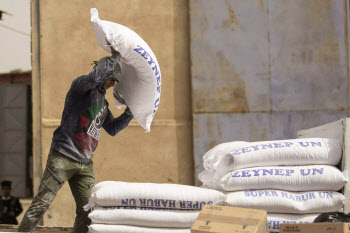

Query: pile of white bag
[[85, 181, 226, 233], [199, 138, 347, 233]]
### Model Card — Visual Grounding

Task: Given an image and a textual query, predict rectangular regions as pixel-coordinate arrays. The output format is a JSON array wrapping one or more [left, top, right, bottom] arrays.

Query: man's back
[[51, 74, 109, 163], [51, 56, 133, 163]]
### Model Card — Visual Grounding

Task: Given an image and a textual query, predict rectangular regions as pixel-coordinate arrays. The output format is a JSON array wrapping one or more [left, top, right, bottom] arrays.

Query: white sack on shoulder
[[89, 224, 191, 233], [268, 213, 318, 233], [225, 190, 345, 214], [216, 138, 342, 176], [91, 8, 161, 132], [89, 206, 200, 228], [202, 141, 248, 172], [85, 181, 225, 210], [219, 165, 347, 191]]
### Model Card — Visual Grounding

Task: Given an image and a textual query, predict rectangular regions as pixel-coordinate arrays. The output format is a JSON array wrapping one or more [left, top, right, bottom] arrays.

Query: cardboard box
[[280, 222, 350, 233], [191, 205, 268, 233]]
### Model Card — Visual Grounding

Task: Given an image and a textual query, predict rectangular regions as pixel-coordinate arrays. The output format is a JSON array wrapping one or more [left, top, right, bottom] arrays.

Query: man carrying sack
[[18, 49, 133, 233]]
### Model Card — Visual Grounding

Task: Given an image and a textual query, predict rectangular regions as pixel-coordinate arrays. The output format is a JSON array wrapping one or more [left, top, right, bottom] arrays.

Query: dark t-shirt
[[51, 56, 133, 163]]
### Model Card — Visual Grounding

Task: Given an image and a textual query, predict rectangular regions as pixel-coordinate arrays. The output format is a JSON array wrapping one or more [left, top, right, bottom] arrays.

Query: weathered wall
[[33, 0, 192, 226], [191, 0, 349, 183]]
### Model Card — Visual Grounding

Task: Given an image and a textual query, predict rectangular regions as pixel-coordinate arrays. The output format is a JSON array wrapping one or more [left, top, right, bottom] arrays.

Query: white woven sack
[[203, 141, 248, 172], [89, 224, 191, 233], [215, 138, 342, 177], [91, 8, 161, 132], [198, 170, 216, 185], [84, 181, 225, 210], [225, 190, 345, 214], [218, 165, 347, 191], [267, 213, 318, 233], [89, 206, 200, 228]]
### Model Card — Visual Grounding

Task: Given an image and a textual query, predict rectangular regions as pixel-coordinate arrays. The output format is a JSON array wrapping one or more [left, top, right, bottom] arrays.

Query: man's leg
[[69, 162, 95, 233], [17, 168, 62, 232], [18, 150, 74, 232]]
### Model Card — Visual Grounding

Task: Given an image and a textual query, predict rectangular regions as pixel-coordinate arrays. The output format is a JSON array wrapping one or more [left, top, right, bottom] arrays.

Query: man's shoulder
[[70, 75, 86, 88]]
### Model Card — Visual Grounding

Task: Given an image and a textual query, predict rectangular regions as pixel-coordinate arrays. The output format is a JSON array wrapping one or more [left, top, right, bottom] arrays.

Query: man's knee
[[24, 173, 60, 220], [26, 197, 51, 219]]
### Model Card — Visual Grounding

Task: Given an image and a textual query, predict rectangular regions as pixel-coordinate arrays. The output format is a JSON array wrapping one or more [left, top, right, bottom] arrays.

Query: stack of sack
[[199, 138, 348, 233], [84, 181, 226, 233]]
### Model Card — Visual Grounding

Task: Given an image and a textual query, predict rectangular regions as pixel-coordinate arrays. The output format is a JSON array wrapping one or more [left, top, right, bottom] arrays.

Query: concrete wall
[[32, 0, 192, 226], [190, 0, 350, 183]]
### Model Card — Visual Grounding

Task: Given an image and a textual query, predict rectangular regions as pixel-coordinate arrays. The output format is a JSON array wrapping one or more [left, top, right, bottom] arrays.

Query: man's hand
[[106, 39, 120, 60], [113, 91, 126, 105]]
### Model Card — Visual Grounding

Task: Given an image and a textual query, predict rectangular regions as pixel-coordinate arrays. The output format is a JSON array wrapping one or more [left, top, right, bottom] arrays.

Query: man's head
[[93, 56, 121, 90], [102, 77, 116, 90], [1, 180, 12, 197]]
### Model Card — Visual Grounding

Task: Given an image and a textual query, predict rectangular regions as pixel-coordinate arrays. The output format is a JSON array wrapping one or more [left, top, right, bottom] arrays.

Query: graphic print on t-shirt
[[76, 104, 107, 153]]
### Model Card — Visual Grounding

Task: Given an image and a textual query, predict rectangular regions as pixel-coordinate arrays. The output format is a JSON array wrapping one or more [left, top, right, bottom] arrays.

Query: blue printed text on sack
[[231, 167, 324, 177], [121, 198, 212, 209], [244, 190, 333, 202], [230, 141, 323, 156], [134, 45, 161, 115]]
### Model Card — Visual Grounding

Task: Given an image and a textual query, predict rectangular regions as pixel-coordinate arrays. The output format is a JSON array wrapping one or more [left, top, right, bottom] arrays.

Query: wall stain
[[325, 0, 332, 10], [305, 0, 332, 27], [209, 141, 218, 149], [295, 0, 341, 66], [315, 42, 340, 65], [222, 0, 241, 30], [192, 41, 249, 113], [258, 0, 265, 11], [218, 51, 249, 113], [191, 0, 208, 38]]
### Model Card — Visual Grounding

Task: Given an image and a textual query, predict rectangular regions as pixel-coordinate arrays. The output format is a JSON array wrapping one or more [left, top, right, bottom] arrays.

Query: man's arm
[[72, 56, 118, 94], [103, 108, 133, 136]]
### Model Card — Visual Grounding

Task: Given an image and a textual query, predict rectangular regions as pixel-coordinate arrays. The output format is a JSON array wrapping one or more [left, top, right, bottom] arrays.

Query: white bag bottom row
[[88, 206, 320, 232], [88, 213, 319, 233], [89, 206, 200, 228], [88, 224, 190, 233]]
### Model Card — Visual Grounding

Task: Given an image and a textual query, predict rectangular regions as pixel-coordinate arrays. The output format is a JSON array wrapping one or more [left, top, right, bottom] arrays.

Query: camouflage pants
[[18, 149, 95, 233]]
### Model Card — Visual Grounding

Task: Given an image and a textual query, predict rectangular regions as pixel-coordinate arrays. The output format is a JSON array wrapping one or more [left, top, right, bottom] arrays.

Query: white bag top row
[[203, 138, 342, 174]]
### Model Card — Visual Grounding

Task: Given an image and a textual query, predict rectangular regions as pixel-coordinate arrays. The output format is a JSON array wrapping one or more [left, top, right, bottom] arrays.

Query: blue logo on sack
[[134, 45, 161, 115]]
